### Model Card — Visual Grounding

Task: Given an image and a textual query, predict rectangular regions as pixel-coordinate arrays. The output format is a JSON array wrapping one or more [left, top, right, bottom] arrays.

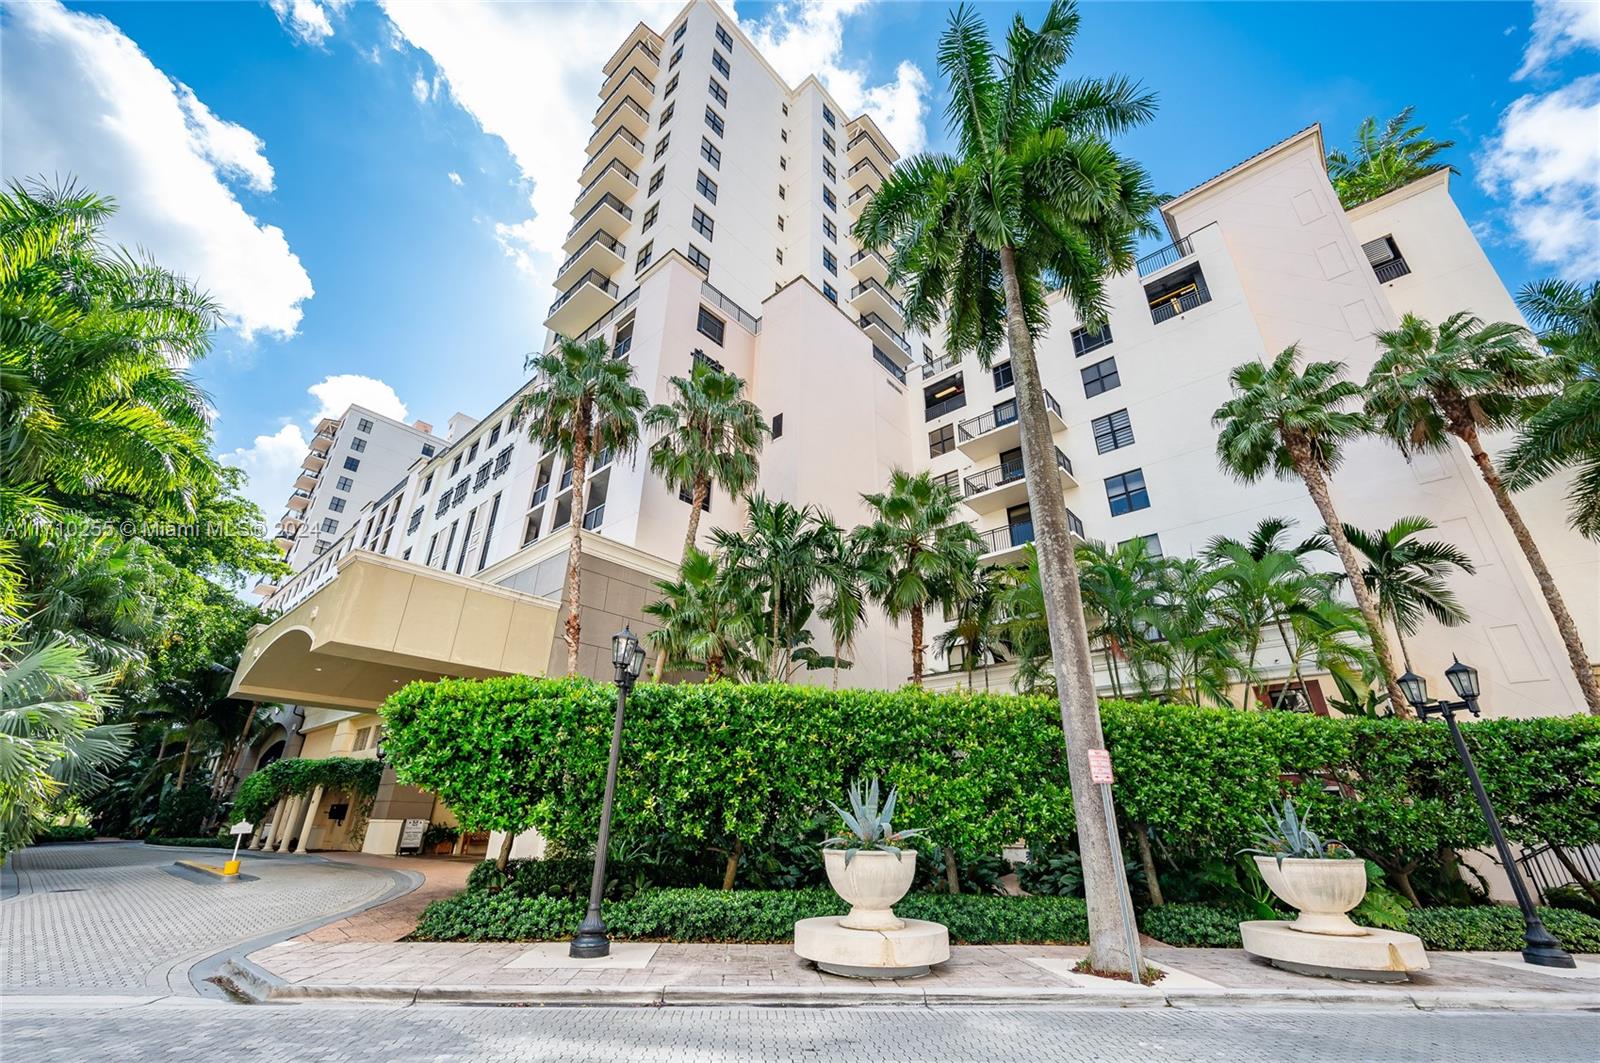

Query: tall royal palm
[[1367, 311, 1600, 713], [854, 470, 980, 686], [1341, 517, 1475, 672], [854, 0, 1159, 972], [1213, 345, 1409, 714], [516, 336, 646, 675]]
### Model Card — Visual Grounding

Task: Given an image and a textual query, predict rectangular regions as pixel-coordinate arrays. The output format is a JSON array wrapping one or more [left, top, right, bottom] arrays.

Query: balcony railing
[[956, 390, 1061, 440], [262, 527, 360, 615], [573, 158, 639, 211], [872, 345, 907, 383], [557, 230, 625, 278], [847, 158, 885, 185], [593, 70, 655, 122], [846, 129, 892, 164], [581, 504, 606, 531], [846, 185, 875, 208], [1373, 257, 1411, 283], [858, 312, 910, 354], [922, 352, 960, 379], [1149, 278, 1212, 324], [584, 126, 645, 170], [849, 247, 889, 271], [1136, 236, 1195, 277], [925, 393, 967, 421], [574, 287, 640, 346], [701, 280, 761, 334], [593, 95, 649, 134], [566, 192, 634, 240], [849, 278, 904, 316], [559, 449, 613, 491], [531, 482, 550, 507], [547, 269, 618, 317], [977, 521, 1035, 555], [964, 447, 1073, 497]]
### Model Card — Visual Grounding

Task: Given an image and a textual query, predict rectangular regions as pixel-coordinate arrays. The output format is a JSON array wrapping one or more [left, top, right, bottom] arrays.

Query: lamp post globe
[[1397, 670, 1429, 712], [1445, 656, 1480, 702]]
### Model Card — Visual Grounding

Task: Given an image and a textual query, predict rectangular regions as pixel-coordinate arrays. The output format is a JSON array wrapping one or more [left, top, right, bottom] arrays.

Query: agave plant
[[1239, 799, 1354, 866], [822, 777, 924, 865]]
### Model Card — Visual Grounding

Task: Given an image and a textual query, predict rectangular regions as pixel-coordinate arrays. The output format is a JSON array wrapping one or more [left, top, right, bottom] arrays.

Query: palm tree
[[1367, 311, 1600, 713], [1325, 107, 1455, 209], [1340, 517, 1475, 671], [995, 547, 1054, 694], [1074, 538, 1167, 699], [1213, 345, 1409, 714], [854, 470, 980, 686], [936, 565, 1009, 691], [1503, 279, 1600, 539], [515, 336, 646, 675], [815, 518, 867, 689], [642, 548, 759, 681], [854, 0, 1160, 973], [1149, 558, 1239, 707]]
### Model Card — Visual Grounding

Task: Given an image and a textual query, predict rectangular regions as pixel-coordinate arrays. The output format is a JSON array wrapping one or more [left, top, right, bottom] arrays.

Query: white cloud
[[447, 171, 464, 186], [2, 2, 314, 340], [268, 0, 336, 47], [1516, 0, 1600, 79], [308, 373, 409, 423], [1479, 73, 1600, 279], [222, 422, 310, 520]]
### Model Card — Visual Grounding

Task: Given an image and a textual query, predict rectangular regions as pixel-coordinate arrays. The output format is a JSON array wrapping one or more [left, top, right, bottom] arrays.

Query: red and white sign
[[1088, 749, 1115, 784]]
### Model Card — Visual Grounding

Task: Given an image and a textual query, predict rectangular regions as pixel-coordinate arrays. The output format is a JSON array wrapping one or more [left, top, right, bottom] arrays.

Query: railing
[[1149, 278, 1212, 324], [566, 192, 634, 240], [956, 390, 1061, 440], [557, 230, 625, 278], [1373, 257, 1411, 283], [531, 482, 549, 507], [849, 247, 889, 271], [925, 393, 967, 421], [1517, 842, 1600, 902], [583, 126, 646, 171], [593, 70, 655, 123], [1136, 236, 1195, 277], [581, 504, 606, 531], [847, 158, 885, 185], [263, 527, 360, 615], [604, 36, 661, 78], [559, 449, 613, 491], [977, 521, 1035, 555], [922, 352, 960, 379], [700, 280, 761, 334], [964, 447, 1073, 497], [574, 286, 640, 345], [849, 278, 904, 316], [872, 345, 907, 383], [845, 129, 891, 164], [846, 185, 875, 208], [858, 312, 910, 354], [592, 95, 649, 136], [547, 269, 618, 317], [573, 158, 639, 212]]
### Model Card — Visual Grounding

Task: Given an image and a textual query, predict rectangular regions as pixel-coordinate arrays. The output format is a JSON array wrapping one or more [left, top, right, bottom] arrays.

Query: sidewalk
[[292, 854, 477, 944], [230, 938, 1600, 1010]]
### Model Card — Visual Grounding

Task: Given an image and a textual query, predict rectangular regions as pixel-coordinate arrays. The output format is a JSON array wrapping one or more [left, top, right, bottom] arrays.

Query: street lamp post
[[570, 626, 647, 959], [1398, 659, 1575, 969]]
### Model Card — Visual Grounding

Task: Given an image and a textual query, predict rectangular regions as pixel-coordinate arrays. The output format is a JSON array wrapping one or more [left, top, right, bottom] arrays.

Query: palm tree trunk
[[563, 414, 591, 676], [998, 244, 1131, 974], [1458, 426, 1600, 713], [685, 476, 709, 556], [176, 736, 193, 789], [1391, 620, 1413, 672], [910, 606, 925, 685], [1290, 450, 1410, 716]]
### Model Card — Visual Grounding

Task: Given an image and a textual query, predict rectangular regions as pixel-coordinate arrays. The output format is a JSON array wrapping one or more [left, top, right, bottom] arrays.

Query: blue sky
[[3, 1, 1596, 521]]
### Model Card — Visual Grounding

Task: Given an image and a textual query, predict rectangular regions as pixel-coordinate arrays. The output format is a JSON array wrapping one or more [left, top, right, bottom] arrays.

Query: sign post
[[225, 821, 253, 877], [1088, 749, 1144, 981], [399, 818, 428, 854]]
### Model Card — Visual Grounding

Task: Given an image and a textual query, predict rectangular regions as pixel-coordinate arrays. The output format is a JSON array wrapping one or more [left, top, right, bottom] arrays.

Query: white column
[[293, 785, 325, 855], [253, 797, 285, 850], [274, 794, 305, 852]]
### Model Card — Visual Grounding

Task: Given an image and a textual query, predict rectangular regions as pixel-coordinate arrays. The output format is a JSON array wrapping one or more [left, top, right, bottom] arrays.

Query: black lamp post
[[569, 626, 647, 959], [1398, 659, 1575, 969]]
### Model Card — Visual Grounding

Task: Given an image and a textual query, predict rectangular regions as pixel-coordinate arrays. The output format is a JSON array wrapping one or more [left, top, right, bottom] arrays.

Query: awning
[[230, 550, 560, 710]]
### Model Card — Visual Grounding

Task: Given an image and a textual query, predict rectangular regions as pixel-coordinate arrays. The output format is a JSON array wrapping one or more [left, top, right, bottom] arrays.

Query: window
[[992, 362, 1014, 391], [822, 249, 836, 275], [343, 456, 360, 471], [663, 73, 678, 99], [776, 215, 785, 230], [421, 473, 433, 495], [822, 217, 836, 242], [672, 21, 686, 43], [467, 441, 479, 462], [420, 444, 434, 457], [775, 249, 783, 264], [693, 348, 724, 372], [822, 282, 837, 304], [1118, 533, 1162, 558], [654, 135, 670, 161], [357, 417, 374, 433], [704, 105, 724, 137], [488, 423, 501, 446], [614, 319, 634, 357], [696, 170, 718, 203], [678, 485, 711, 512], [635, 241, 653, 274], [451, 455, 462, 475], [1105, 469, 1150, 516], [700, 137, 721, 169], [686, 244, 711, 273], [822, 158, 835, 182], [642, 203, 658, 231], [777, 184, 786, 199], [435, 493, 450, 517], [337, 475, 354, 491], [781, 102, 789, 116], [772, 413, 783, 439], [822, 132, 835, 153], [494, 446, 513, 477], [708, 78, 727, 106], [711, 50, 730, 77], [929, 424, 955, 457], [660, 102, 675, 128], [822, 186, 836, 211], [669, 45, 683, 69], [1362, 235, 1411, 282], [477, 493, 501, 571], [320, 517, 339, 534], [1092, 408, 1136, 453], [452, 479, 469, 505], [822, 105, 835, 128], [780, 128, 788, 141], [407, 506, 424, 533], [691, 206, 714, 240], [1081, 356, 1120, 398], [328, 496, 346, 513], [1071, 322, 1113, 356], [715, 24, 733, 49], [696, 305, 725, 344], [649, 167, 665, 194], [350, 436, 367, 452]]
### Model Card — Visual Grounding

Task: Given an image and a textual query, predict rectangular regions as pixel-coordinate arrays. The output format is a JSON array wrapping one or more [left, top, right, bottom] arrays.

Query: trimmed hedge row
[[144, 835, 235, 849], [34, 824, 97, 844], [381, 678, 1600, 881]]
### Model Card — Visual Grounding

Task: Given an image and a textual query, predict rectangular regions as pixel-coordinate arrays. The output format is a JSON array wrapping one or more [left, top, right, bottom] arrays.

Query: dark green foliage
[[231, 757, 383, 826], [34, 824, 97, 844], [412, 890, 583, 942], [1139, 904, 1277, 947], [144, 834, 233, 848], [1016, 848, 1084, 897], [152, 784, 217, 838], [1541, 883, 1600, 919]]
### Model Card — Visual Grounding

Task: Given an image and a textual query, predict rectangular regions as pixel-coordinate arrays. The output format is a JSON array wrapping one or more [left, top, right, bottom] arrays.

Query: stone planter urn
[[823, 849, 917, 930], [1253, 855, 1369, 936]]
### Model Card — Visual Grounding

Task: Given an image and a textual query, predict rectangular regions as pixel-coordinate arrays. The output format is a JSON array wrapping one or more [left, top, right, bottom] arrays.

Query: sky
[[3, 0, 1597, 525]]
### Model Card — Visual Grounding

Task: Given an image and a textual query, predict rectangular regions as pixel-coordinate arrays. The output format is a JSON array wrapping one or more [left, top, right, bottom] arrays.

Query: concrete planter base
[[1241, 920, 1430, 982], [793, 916, 950, 979]]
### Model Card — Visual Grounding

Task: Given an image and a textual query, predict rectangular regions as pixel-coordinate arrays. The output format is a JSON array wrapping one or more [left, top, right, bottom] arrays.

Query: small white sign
[[230, 821, 254, 836], [399, 818, 428, 849], [1088, 749, 1115, 785]]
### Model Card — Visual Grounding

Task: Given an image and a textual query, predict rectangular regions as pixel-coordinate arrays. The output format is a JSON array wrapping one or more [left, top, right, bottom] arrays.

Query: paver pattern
[[2, 842, 396, 993], [4, 1001, 1597, 1062], [293, 852, 476, 942]]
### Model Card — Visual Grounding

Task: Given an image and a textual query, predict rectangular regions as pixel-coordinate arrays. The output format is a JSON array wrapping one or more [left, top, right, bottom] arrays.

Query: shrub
[[1139, 903, 1283, 947], [152, 786, 218, 838], [414, 890, 582, 942], [35, 824, 97, 844], [145, 835, 234, 848]]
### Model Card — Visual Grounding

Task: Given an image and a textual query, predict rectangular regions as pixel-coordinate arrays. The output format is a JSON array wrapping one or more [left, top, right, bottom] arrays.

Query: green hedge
[[145, 835, 235, 848], [381, 678, 1600, 879], [1136, 902, 1600, 952], [231, 757, 383, 826], [413, 887, 1091, 945], [32, 824, 97, 844]]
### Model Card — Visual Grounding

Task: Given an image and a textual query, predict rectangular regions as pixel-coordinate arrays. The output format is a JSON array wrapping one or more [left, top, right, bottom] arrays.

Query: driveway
[[1, 842, 406, 996]]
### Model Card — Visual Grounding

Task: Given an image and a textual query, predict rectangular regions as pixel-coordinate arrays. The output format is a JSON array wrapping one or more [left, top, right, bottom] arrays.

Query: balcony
[[846, 184, 875, 218], [572, 159, 639, 220], [546, 269, 619, 334], [300, 450, 326, 473], [849, 278, 905, 328], [872, 345, 907, 383], [962, 447, 1077, 514], [1146, 265, 1212, 324], [555, 230, 625, 287], [1373, 256, 1411, 283], [593, 69, 655, 128], [859, 312, 912, 366], [293, 467, 320, 493], [1136, 236, 1196, 277], [314, 416, 340, 438], [285, 490, 312, 512], [558, 449, 613, 492], [579, 126, 645, 187], [585, 95, 650, 157], [845, 128, 894, 169], [845, 156, 885, 194], [922, 352, 960, 379], [564, 192, 633, 255], [273, 531, 297, 551], [278, 512, 305, 533], [976, 521, 1034, 566], [598, 38, 661, 101], [848, 247, 891, 286], [956, 391, 1066, 462]]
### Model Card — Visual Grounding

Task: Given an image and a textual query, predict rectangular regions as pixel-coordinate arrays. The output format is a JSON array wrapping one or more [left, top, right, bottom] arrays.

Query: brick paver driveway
[[1, 842, 401, 995]]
